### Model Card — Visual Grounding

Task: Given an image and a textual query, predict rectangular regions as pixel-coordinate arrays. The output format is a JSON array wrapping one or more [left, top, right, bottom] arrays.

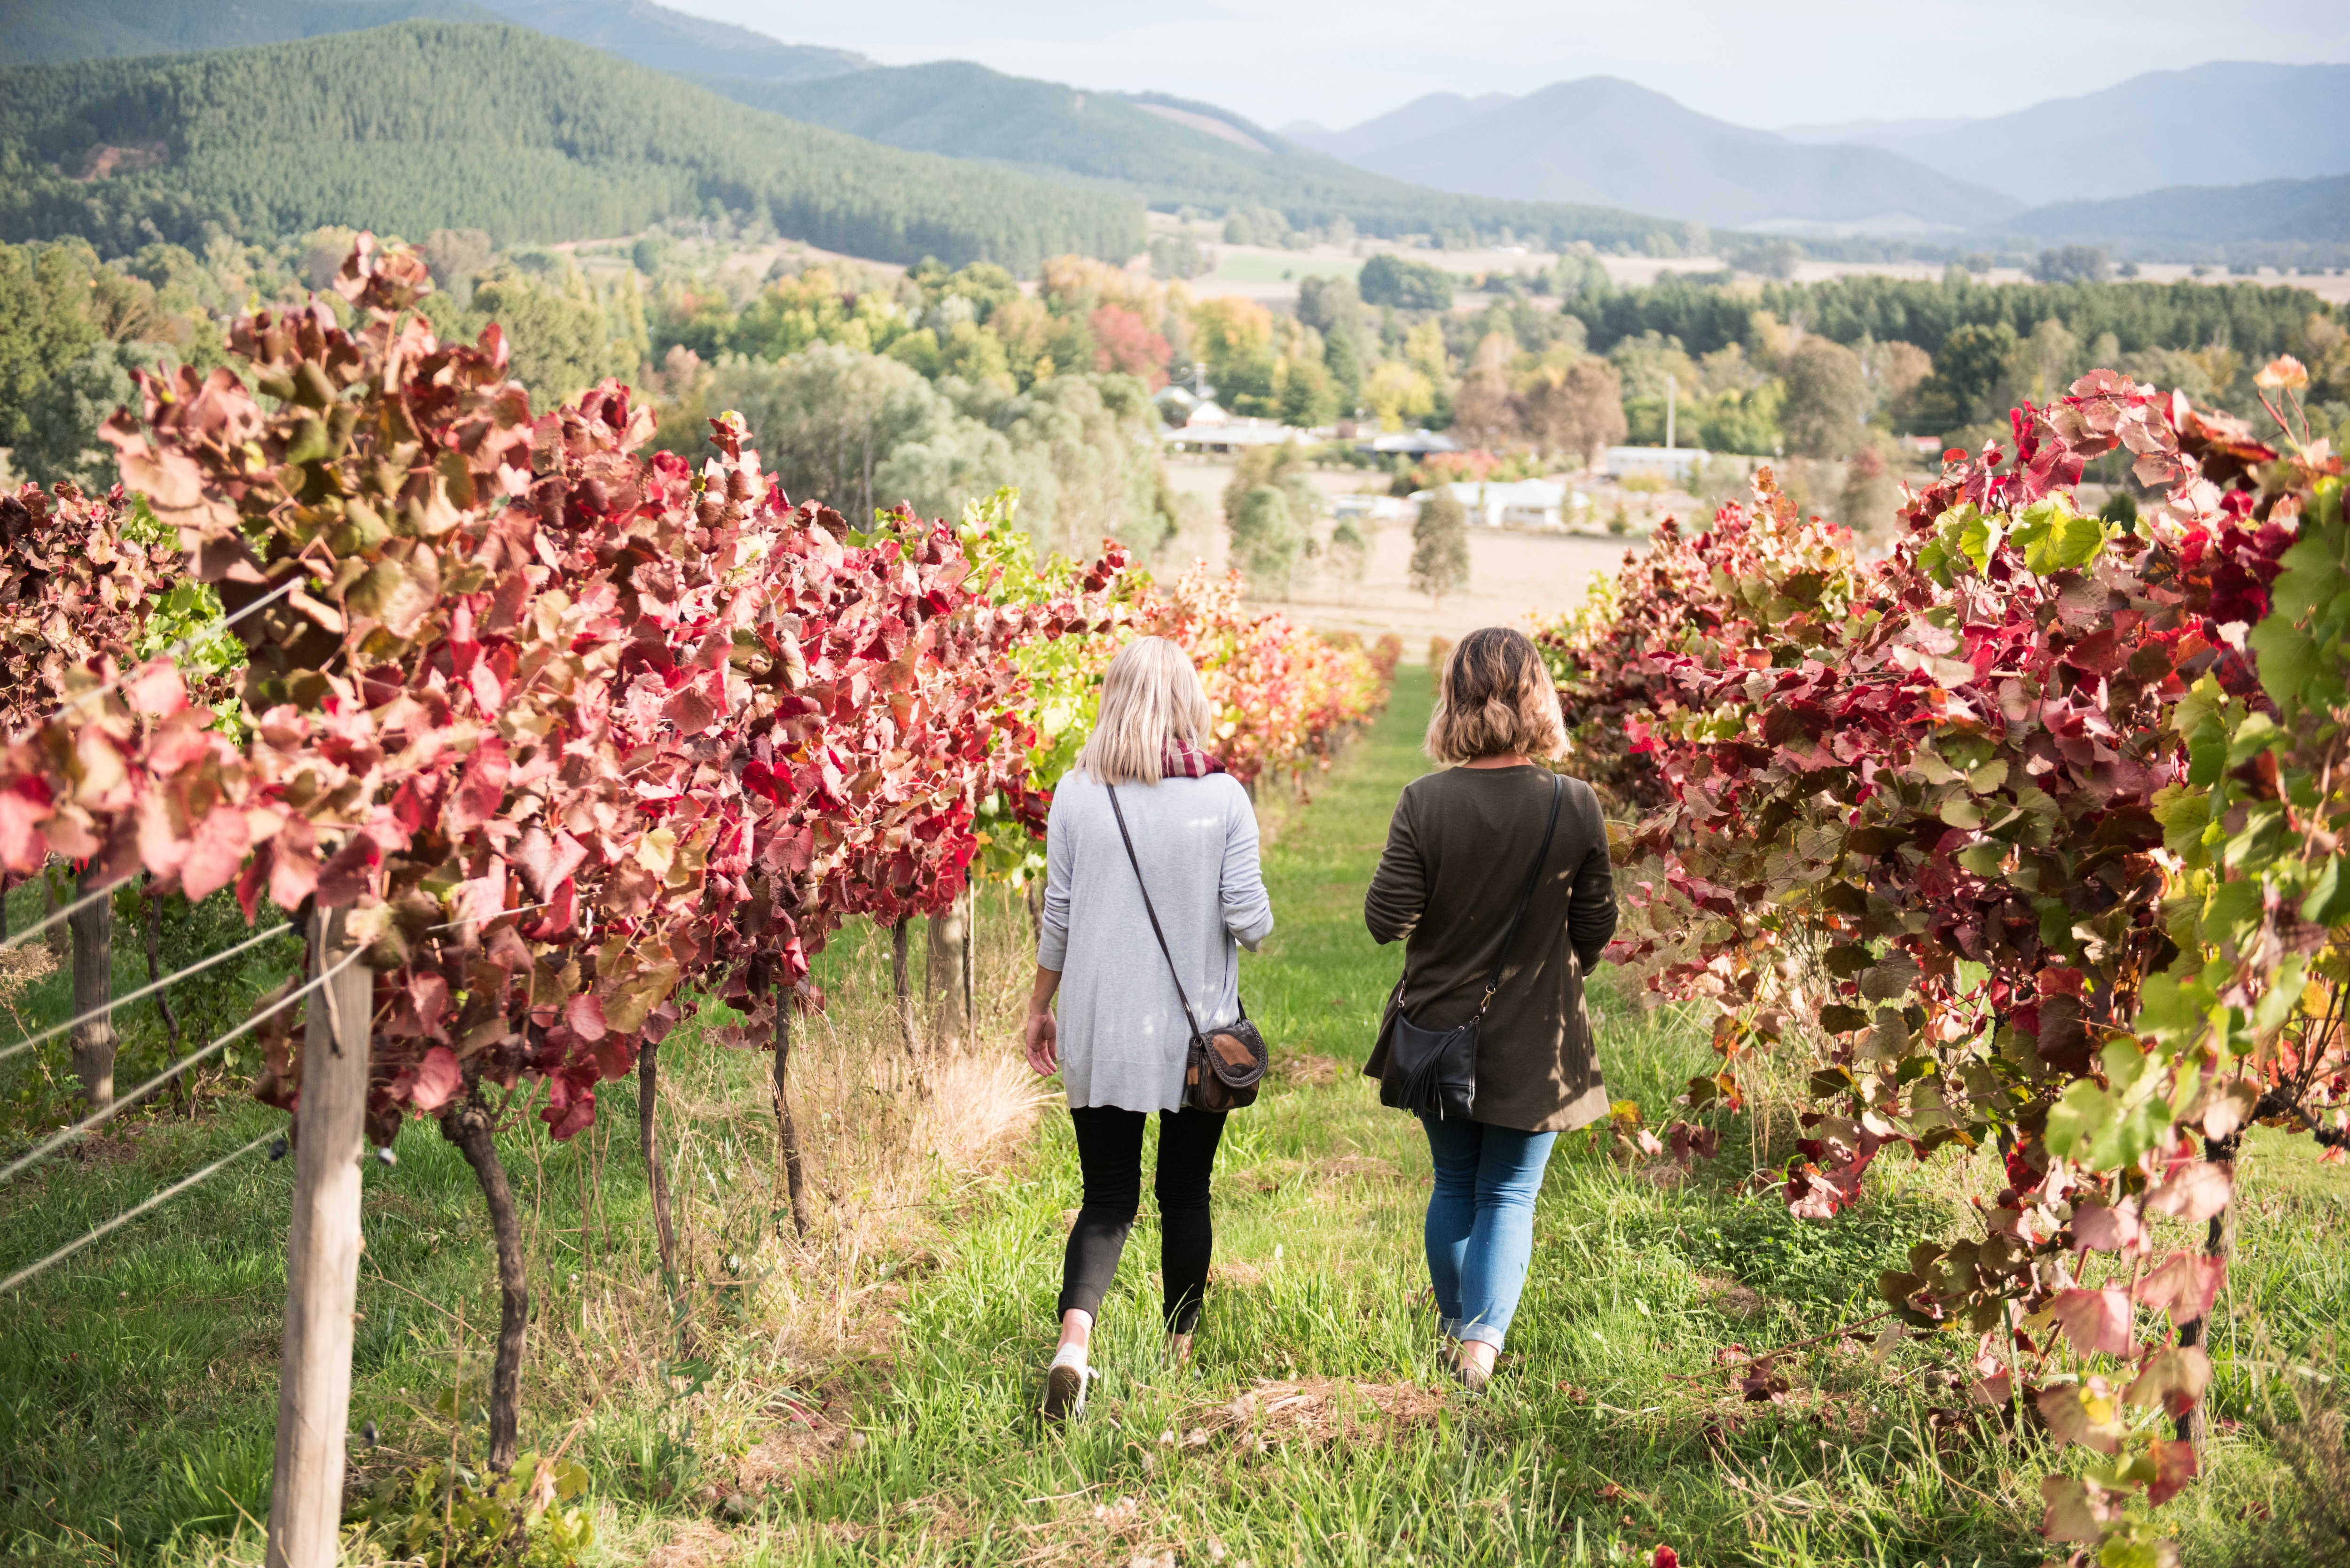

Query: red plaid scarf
[[1163, 740, 1227, 778]]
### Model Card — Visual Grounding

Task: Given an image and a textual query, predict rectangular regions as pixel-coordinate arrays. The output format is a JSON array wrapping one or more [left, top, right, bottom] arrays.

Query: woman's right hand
[[1024, 1009, 1059, 1077]]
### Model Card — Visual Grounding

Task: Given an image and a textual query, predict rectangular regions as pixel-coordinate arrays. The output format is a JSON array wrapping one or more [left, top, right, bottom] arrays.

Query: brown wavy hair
[[1425, 626, 1568, 764]]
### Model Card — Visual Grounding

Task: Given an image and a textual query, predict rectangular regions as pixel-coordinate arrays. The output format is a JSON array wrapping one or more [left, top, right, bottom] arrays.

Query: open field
[[1159, 455, 1653, 643]]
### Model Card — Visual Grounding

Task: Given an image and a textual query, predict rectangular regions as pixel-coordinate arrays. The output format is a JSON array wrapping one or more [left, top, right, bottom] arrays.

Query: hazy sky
[[668, 0, 2350, 132]]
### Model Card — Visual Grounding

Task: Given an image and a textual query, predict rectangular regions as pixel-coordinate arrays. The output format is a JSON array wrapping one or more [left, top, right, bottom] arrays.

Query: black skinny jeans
[[1058, 1105, 1227, 1335]]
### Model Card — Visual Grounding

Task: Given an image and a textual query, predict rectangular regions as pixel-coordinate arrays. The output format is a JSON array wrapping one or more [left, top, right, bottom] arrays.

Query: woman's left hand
[[1024, 1009, 1059, 1077]]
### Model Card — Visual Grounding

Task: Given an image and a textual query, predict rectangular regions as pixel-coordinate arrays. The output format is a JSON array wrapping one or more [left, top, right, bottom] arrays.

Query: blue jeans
[[1420, 1116, 1559, 1350]]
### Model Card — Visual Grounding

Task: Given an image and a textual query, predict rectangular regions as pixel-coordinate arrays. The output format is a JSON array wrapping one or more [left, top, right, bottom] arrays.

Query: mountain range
[[692, 62, 1692, 251], [6, 0, 2344, 259], [0, 0, 868, 80], [1781, 62, 2350, 207], [1288, 77, 2018, 234]]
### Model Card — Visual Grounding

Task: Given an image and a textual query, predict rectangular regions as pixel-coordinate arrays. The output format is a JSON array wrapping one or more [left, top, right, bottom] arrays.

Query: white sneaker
[[1042, 1343, 1090, 1421]]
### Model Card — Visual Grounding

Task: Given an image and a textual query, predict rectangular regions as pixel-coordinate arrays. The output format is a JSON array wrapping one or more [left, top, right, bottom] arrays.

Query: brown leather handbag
[[1105, 785, 1269, 1111]]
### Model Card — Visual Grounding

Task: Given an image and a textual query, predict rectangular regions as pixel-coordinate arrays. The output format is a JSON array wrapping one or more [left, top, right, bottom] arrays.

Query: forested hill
[[1562, 269, 2329, 360], [0, 23, 1144, 269], [2, 0, 870, 84], [0, 0, 501, 64], [694, 62, 1704, 252]]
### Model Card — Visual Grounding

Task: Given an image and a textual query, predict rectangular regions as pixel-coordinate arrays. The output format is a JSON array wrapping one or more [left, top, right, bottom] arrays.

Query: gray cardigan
[[1038, 769, 1274, 1112]]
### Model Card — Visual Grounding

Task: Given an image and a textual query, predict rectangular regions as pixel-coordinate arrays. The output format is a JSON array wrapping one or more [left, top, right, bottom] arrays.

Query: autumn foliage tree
[[1545, 364, 2347, 1557], [0, 235, 1393, 1471]]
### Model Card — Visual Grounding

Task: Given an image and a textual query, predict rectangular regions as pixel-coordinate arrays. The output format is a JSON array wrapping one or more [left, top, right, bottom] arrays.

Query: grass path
[[741, 679, 2053, 1567], [0, 674, 2338, 1565]]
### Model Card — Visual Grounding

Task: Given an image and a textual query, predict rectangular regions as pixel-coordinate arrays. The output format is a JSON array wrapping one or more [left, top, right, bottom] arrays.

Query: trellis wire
[[56, 574, 304, 716], [0, 1130, 277, 1295], [0, 921, 293, 1066], [0, 874, 135, 956], [0, 948, 364, 1187]]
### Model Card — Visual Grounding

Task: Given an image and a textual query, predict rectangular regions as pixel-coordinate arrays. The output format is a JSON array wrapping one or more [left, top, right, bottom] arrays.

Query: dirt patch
[[730, 1396, 855, 1504], [0, 942, 56, 1011], [1233, 1158, 1306, 1194], [645, 1520, 733, 1568], [69, 140, 169, 181], [1698, 1274, 1766, 1318], [1209, 1259, 1267, 1288], [1279, 1053, 1342, 1087], [1169, 1377, 1449, 1453], [1321, 1154, 1401, 1183]]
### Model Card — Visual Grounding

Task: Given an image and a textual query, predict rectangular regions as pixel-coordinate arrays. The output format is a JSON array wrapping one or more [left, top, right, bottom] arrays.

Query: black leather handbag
[[1106, 785, 1269, 1112], [1377, 772, 1562, 1120]]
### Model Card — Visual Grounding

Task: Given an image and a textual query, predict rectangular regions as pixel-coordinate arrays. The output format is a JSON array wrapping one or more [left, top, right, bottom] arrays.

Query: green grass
[[1205, 254, 1365, 287], [0, 675, 2342, 1564]]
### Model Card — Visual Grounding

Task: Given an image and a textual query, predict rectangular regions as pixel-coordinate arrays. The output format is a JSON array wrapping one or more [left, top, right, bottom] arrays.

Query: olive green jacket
[[1363, 765, 1618, 1132]]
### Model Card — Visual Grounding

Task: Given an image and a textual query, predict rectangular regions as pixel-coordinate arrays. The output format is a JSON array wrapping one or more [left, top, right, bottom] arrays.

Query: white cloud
[[667, 0, 2350, 131]]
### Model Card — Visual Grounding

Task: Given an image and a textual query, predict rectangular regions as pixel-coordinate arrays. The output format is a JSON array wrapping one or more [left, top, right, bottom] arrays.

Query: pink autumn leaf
[[2048, 1287, 2135, 1357], [2037, 1378, 2127, 1454], [409, 1046, 463, 1111], [2146, 1160, 2232, 1224], [566, 991, 608, 1043], [2070, 1197, 2145, 1255], [2040, 1476, 2118, 1542], [2134, 1251, 2226, 1322], [2125, 1346, 2212, 1420], [2145, 1434, 2200, 1505]]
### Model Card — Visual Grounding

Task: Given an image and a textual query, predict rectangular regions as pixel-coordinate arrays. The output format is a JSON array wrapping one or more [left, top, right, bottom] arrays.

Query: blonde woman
[[1364, 626, 1618, 1389], [1024, 636, 1273, 1420]]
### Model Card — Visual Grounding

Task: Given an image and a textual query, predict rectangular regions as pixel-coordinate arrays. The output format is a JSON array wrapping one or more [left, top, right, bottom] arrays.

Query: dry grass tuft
[[1278, 1053, 1341, 1087], [915, 1049, 1054, 1170], [644, 1520, 734, 1568], [1173, 1377, 1450, 1453]]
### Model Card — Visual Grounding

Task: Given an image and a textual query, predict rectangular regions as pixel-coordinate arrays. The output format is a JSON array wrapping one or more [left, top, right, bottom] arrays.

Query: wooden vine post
[[771, 1005, 812, 1238], [266, 906, 373, 1568], [925, 893, 971, 1054], [66, 864, 115, 1108], [892, 917, 921, 1082], [638, 1045, 680, 1280]]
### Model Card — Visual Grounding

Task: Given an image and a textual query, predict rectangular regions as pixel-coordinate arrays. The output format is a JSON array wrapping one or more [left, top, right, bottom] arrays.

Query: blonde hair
[[1425, 626, 1568, 764], [1077, 636, 1214, 786]]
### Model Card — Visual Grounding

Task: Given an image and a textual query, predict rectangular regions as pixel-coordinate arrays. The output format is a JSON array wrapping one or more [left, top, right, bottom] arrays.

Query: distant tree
[[1450, 332, 1521, 449], [1089, 304, 1169, 387], [1526, 359, 1625, 470], [1862, 339, 1935, 429], [1410, 488, 1470, 605], [1323, 328, 1363, 415], [1837, 441, 1899, 534], [1148, 234, 1208, 280], [1780, 338, 1872, 459], [1224, 213, 1255, 245], [471, 269, 647, 404], [1728, 239, 1805, 281], [0, 242, 104, 457], [628, 233, 672, 276], [1222, 441, 1319, 532], [426, 227, 496, 296], [1327, 515, 1370, 602], [1911, 321, 2019, 434], [1358, 253, 1456, 312], [1276, 354, 1340, 428], [2033, 245, 2112, 284], [1230, 484, 1304, 597]]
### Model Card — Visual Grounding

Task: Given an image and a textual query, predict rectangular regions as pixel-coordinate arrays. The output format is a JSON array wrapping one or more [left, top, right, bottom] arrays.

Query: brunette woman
[[1363, 626, 1618, 1389]]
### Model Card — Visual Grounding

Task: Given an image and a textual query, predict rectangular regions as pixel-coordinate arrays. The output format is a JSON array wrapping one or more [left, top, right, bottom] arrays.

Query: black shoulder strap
[[1106, 785, 1205, 1044], [1473, 772, 1564, 1019]]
